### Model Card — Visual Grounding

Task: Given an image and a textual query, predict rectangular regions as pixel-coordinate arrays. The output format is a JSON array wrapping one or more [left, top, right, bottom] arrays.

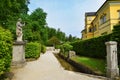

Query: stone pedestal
[[12, 41, 26, 68], [68, 51, 76, 58], [105, 41, 119, 80]]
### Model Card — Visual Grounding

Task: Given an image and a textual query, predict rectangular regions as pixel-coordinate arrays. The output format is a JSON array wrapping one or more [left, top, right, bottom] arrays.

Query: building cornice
[[96, 0, 120, 15]]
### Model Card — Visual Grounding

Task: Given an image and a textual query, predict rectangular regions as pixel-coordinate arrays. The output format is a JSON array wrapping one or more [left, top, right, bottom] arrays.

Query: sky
[[28, 0, 106, 38]]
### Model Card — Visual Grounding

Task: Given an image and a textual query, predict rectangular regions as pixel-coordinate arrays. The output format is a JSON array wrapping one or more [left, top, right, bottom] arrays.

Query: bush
[[60, 43, 73, 57], [25, 42, 41, 59], [41, 45, 46, 53], [47, 36, 60, 46], [62, 43, 73, 52], [0, 27, 13, 75], [111, 24, 120, 63], [71, 24, 120, 64], [71, 34, 111, 59]]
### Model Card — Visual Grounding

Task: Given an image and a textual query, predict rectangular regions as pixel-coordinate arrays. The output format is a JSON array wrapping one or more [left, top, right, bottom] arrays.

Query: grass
[[71, 56, 106, 75]]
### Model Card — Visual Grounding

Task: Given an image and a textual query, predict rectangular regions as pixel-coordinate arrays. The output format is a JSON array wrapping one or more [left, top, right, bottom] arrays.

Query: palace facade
[[81, 0, 120, 40]]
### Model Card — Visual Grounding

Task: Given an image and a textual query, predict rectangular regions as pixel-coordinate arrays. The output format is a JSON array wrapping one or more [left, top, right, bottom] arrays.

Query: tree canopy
[[0, 0, 79, 45], [0, 0, 29, 26]]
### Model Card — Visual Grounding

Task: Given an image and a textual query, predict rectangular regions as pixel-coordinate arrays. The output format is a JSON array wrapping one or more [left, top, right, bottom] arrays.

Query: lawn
[[71, 56, 106, 75]]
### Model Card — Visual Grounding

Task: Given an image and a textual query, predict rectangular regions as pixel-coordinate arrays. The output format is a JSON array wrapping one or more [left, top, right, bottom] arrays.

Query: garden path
[[11, 51, 106, 80]]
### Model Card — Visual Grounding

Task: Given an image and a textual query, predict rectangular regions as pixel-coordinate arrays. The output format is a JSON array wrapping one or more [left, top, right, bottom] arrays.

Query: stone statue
[[16, 18, 25, 41]]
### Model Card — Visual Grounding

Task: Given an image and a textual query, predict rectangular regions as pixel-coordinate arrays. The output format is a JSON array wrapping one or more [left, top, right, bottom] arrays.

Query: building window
[[100, 14, 106, 24], [89, 27, 94, 32], [117, 10, 120, 19], [93, 25, 97, 32], [89, 28, 92, 32]]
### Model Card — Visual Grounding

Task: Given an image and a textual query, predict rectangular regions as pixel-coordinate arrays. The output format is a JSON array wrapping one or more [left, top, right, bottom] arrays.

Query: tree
[[68, 34, 73, 42], [0, 0, 30, 40], [0, 0, 29, 26], [56, 28, 66, 41], [0, 1, 79, 44], [47, 27, 57, 39], [30, 8, 47, 26], [23, 8, 47, 43], [47, 36, 60, 46]]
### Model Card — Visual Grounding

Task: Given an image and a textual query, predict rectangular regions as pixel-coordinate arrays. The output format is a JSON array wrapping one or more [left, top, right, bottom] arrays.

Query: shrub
[[71, 24, 120, 63], [60, 43, 73, 56], [71, 34, 111, 59], [25, 42, 41, 59], [0, 27, 13, 75], [111, 24, 120, 63], [62, 43, 73, 52], [47, 36, 60, 46], [41, 45, 46, 53]]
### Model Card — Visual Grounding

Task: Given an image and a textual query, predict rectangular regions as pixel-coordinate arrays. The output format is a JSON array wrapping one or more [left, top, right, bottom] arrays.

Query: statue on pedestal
[[16, 18, 25, 41], [12, 18, 26, 68]]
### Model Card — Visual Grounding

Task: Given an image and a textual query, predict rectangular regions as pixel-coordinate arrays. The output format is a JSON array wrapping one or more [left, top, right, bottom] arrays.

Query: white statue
[[16, 18, 25, 41]]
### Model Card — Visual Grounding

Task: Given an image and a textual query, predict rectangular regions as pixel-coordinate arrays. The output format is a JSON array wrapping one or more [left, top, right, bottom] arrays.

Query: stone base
[[68, 51, 76, 58], [13, 41, 26, 45], [107, 68, 119, 79], [11, 61, 26, 68], [12, 41, 26, 68]]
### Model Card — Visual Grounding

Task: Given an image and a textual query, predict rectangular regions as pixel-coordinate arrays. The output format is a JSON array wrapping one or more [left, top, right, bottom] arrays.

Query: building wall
[[82, 15, 95, 40], [85, 16, 95, 33], [95, 2, 111, 36], [81, 1, 120, 40], [92, 14, 100, 37], [85, 16, 95, 39], [109, 2, 120, 30]]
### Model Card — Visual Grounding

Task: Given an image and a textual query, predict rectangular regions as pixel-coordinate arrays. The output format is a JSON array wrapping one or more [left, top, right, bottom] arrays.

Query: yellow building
[[81, 0, 120, 40], [81, 12, 96, 39]]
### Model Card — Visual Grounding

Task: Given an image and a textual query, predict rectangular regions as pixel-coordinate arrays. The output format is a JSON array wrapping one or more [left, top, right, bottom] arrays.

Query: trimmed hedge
[[71, 34, 111, 59], [25, 42, 41, 59], [41, 45, 46, 53], [0, 27, 13, 75], [71, 24, 120, 60], [111, 24, 120, 63]]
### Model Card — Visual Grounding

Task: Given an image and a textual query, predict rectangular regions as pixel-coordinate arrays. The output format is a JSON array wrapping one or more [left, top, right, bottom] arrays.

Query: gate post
[[105, 41, 119, 80]]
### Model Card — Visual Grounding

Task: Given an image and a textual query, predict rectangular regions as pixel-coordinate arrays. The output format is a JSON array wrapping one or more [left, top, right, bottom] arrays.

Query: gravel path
[[12, 51, 106, 80]]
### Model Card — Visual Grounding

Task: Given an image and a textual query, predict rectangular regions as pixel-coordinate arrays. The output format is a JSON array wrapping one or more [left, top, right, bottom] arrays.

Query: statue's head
[[18, 18, 22, 21]]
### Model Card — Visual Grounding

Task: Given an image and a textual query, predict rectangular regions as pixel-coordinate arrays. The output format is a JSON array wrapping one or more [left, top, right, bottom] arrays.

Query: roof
[[85, 0, 120, 17], [107, 0, 120, 1], [96, 0, 120, 14], [91, 0, 120, 23], [81, 29, 85, 33], [85, 12, 96, 16]]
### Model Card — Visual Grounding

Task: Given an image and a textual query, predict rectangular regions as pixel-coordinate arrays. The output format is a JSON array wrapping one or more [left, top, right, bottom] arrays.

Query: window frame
[[100, 14, 107, 25], [118, 10, 120, 19]]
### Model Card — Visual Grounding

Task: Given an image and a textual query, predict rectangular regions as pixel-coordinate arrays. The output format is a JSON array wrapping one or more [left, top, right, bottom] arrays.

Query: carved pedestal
[[12, 41, 26, 68], [105, 41, 119, 80]]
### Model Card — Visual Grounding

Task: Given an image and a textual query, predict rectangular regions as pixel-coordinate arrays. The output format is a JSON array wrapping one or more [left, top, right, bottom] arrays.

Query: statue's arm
[[17, 22, 25, 27], [23, 22, 25, 26], [17, 26, 22, 31]]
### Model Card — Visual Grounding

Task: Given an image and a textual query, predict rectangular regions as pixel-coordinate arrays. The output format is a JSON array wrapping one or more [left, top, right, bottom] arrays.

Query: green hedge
[[71, 24, 120, 60], [59, 43, 73, 57], [41, 45, 46, 53], [71, 34, 111, 59], [111, 24, 120, 63], [25, 42, 41, 59], [0, 27, 13, 75]]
